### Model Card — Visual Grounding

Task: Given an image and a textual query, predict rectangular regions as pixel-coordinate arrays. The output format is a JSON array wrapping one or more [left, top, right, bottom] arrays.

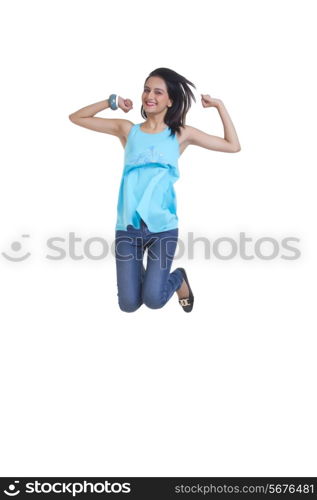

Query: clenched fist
[[200, 94, 223, 108], [118, 96, 133, 113]]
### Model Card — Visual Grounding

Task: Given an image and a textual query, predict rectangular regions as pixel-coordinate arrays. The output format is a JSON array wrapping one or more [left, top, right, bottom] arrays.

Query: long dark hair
[[141, 67, 196, 138]]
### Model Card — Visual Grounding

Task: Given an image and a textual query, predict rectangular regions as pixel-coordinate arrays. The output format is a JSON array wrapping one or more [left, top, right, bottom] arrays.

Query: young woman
[[69, 67, 241, 313]]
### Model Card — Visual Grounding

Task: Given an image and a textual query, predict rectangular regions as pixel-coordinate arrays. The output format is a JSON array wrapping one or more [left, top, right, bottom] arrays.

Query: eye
[[143, 89, 163, 95]]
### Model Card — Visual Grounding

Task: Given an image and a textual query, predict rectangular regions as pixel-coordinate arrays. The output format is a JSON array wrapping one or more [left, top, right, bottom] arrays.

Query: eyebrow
[[144, 86, 165, 91]]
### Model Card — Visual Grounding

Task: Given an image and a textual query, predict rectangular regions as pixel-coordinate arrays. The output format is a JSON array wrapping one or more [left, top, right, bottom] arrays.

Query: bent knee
[[118, 299, 142, 313], [143, 292, 165, 310]]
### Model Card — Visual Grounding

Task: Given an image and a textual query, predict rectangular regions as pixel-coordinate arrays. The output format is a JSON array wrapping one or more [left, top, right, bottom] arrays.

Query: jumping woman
[[69, 67, 241, 313]]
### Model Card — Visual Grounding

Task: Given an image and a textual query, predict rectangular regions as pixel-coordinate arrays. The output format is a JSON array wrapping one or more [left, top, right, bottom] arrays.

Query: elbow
[[224, 140, 241, 153], [69, 113, 80, 123]]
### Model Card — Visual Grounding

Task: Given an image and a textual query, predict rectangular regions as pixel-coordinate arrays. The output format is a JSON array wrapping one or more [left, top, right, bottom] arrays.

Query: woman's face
[[142, 76, 172, 113]]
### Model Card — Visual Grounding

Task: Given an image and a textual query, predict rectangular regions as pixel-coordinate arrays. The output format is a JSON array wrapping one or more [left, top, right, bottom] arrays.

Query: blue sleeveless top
[[115, 123, 180, 232]]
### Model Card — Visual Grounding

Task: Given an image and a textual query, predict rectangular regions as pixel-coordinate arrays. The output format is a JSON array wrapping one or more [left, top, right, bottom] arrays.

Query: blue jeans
[[115, 218, 183, 312]]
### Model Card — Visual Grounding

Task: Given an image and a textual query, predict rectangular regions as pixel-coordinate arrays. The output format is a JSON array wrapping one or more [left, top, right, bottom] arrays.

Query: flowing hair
[[141, 67, 196, 138]]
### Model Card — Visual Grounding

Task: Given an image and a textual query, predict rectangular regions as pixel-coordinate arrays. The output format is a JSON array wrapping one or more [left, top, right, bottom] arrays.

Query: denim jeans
[[115, 218, 183, 312]]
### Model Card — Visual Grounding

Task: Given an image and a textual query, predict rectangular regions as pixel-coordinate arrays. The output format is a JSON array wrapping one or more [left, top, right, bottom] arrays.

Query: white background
[[1, 0, 316, 477]]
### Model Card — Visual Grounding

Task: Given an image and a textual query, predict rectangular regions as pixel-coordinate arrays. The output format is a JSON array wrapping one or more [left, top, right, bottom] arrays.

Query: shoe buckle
[[179, 298, 191, 306]]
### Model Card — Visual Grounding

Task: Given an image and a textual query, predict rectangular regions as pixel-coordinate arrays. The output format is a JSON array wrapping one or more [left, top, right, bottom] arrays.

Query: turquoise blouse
[[115, 123, 180, 232]]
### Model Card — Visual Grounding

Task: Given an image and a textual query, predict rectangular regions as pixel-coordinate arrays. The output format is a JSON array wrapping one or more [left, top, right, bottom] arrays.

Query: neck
[[144, 111, 167, 130]]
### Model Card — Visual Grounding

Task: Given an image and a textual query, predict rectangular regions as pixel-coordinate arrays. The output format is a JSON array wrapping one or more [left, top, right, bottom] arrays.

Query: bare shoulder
[[180, 125, 198, 145], [119, 119, 135, 138], [117, 120, 135, 148], [175, 125, 193, 155], [176, 124, 190, 141]]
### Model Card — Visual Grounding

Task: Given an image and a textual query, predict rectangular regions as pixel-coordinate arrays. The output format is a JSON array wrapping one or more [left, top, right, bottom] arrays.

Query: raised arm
[[186, 95, 241, 153], [68, 97, 134, 138]]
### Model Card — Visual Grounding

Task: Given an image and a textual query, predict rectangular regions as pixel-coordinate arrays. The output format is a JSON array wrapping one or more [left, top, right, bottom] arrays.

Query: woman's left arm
[[186, 95, 241, 153]]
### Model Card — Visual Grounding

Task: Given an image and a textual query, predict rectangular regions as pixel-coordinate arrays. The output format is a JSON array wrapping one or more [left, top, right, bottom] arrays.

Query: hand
[[118, 96, 133, 113], [200, 94, 223, 108]]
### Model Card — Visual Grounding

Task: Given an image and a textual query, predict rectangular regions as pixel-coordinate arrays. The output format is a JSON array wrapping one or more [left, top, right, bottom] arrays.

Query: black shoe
[[177, 267, 194, 312]]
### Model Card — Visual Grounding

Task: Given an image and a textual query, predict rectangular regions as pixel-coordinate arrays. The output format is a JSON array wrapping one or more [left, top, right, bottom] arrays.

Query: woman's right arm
[[68, 97, 133, 138]]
